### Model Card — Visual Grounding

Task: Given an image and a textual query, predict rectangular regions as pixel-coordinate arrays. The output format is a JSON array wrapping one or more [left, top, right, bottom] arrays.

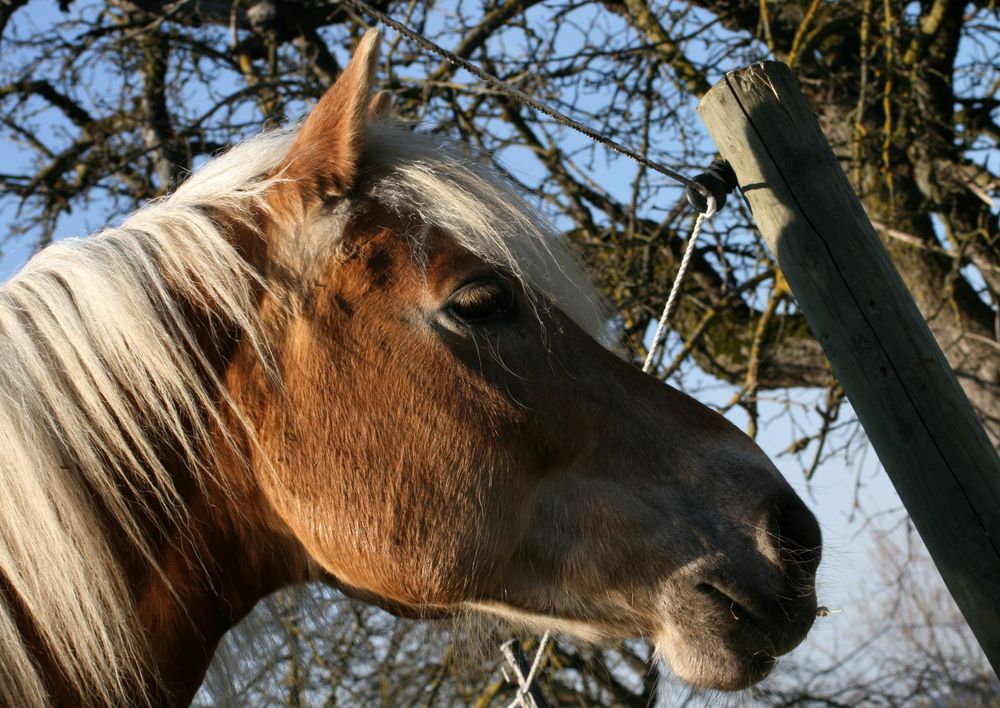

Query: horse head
[[226, 29, 821, 694]]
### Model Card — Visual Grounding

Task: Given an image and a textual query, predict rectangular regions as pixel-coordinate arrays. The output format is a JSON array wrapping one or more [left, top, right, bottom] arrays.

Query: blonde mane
[[0, 120, 603, 705]]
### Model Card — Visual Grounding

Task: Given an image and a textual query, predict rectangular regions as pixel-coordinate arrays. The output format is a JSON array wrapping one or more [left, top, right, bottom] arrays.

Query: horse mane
[[0, 129, 289, 705], [0, 120, 604, 705]]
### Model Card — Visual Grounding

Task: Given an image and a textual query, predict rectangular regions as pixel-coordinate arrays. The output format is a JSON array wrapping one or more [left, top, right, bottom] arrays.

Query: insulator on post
[[685, 159, 738, 214]]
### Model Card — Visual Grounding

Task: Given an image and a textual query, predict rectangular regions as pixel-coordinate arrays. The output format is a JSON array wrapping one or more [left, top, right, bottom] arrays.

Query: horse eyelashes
[[446, 278, 517, 324]]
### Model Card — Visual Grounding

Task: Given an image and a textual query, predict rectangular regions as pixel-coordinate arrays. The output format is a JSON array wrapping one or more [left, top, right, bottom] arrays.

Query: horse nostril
[[769, 496, 822, 580]]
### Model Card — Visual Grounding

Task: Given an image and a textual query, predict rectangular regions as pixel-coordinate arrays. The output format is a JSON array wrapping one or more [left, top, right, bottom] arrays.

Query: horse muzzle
[[656, 488, 821, 690]]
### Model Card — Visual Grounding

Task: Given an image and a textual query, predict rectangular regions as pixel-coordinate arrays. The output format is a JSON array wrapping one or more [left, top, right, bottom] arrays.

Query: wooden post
[[698, 62, 1000, 673]]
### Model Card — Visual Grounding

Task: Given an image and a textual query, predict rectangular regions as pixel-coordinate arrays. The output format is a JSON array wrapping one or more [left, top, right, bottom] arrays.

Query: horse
[[0, 29, 820, 706]]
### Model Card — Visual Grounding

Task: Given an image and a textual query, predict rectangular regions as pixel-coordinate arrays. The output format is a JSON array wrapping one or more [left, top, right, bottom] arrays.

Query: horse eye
[[446, 277, 517, 324]]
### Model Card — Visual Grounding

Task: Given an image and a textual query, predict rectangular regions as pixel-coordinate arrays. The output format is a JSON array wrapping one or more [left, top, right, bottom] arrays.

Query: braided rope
[[642, 195, 716, 373], [504, 630, 552, 708]]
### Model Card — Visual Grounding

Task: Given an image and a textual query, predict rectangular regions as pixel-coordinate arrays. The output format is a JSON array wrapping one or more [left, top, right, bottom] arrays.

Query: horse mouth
[[655, 580, 816, 691]]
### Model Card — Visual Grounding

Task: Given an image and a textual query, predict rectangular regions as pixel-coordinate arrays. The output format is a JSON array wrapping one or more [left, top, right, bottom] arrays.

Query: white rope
[[642, 195, 717, 374], [520, 630, 551, 704], [503, 630, 552, 708]]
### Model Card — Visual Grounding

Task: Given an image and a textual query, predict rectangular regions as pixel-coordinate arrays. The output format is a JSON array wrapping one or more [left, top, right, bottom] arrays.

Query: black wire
[[341, 0, 716, 202]]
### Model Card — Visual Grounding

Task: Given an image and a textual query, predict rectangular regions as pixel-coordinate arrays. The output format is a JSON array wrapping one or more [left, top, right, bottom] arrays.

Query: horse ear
[[367, 90, 393, 121], [272, 28, 380, 211]]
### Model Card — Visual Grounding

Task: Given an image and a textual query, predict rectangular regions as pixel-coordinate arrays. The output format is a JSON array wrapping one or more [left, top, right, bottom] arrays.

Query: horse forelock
[[264, 122, 609, 339], [0, 117, 607, 705], [360, 123, 609, 339]]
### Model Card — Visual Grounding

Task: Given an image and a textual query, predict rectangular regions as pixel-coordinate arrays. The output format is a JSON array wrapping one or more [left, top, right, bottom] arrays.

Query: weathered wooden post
[[698, 62, 1000, 673]]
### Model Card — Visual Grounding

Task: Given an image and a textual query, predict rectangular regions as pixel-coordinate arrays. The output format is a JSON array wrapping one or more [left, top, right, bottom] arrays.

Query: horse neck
[[129, 471, 308, 705], [123, 297, 311, 705]]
